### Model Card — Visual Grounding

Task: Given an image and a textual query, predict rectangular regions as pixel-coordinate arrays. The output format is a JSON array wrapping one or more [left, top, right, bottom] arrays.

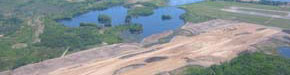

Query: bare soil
[[3, 19, 287, 75], [7, 43, 142, 75], [141, 30, 173, 46], [48, 20, 281, 75]]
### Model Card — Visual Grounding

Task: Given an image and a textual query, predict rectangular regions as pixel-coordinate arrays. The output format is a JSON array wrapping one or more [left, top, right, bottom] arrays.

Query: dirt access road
[[222, 6, 290, 20], [46, 20, 281, 75]]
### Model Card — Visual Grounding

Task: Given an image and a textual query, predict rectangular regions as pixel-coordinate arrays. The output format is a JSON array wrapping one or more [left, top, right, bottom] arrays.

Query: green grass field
[[181, 1, 290, 29], [239, 8, 289, 16]]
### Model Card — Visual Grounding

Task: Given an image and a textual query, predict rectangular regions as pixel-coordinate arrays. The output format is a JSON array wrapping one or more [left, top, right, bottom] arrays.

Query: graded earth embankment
[[48, 20, 282, 75], [2, 19, 287, 75]]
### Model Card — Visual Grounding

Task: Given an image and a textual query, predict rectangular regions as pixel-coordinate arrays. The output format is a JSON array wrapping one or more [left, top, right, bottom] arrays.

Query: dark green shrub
[[161, 15, 172, 20], [98, 14, 112, 27]]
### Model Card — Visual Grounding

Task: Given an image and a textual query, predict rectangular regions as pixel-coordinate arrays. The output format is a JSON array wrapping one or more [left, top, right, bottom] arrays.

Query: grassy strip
[[181, 1, 290, 29], [239, 8, 289, 16]]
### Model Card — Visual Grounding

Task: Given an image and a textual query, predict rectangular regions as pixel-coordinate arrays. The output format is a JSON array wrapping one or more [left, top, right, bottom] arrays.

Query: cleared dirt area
[[141, 30, 173, 45], [3, 19, 286, 75], [47, 20, 281, 75], [222, 6, 290, 20], [6, 43, 142, 75], [27, 17, 44, 43]]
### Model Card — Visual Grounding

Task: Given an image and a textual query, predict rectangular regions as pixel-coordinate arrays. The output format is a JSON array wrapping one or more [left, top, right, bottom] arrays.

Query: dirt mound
[[141, 30, 173, 46], [181, 19, 240, 34], [144, 56, 168, 63]]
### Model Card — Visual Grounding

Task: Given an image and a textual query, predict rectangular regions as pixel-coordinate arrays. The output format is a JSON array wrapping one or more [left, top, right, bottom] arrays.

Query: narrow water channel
[[278, 46, 290, 58]]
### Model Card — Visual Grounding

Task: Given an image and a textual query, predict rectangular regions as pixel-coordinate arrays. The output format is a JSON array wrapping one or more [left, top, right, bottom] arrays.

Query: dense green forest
[[183, 53, 290, 75]]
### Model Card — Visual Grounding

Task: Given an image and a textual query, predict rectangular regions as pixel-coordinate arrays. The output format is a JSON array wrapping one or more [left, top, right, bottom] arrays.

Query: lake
[[59, 6, 128, 27], [278, 46, 290, 58], [58, 0, 204, 39], [59, 6, 185, 38]]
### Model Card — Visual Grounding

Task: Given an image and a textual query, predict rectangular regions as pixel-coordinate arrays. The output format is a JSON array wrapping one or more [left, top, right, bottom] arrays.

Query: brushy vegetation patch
[[181, 1, 290, 28], [128, 7, 154, 17], [98, 14, 112, 26], [183, 53, 290, 75], [143, 0, 168, 6], [0, 16, 22, 35], [161, 15, 172, 20], [125, 0, 166, 17]]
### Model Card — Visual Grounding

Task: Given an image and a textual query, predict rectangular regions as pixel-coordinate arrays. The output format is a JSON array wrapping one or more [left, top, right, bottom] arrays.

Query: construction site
[[2, 19, 289, 75]]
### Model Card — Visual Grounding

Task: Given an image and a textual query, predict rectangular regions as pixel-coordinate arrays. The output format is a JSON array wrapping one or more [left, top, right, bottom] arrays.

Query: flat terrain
[[181, 1, 290, 29], [48, 20, 281, 75], [222, 6, 290, 20], [5, 20, 285, 75], [1, 0, 290, 73]]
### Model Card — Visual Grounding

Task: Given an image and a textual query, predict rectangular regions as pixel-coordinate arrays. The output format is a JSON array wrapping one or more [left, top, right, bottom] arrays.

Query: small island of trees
[[98, 14, 112, 27], [161, 15, 172, 20]]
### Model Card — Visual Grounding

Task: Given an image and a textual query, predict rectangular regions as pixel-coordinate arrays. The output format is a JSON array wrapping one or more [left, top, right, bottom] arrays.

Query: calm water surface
[[59, 6, 185, 38], [132, 7, 185, 37], [59, 6, 128, 27], [58, 0, 204, 39], [169, 0, 204, 6], [278, 46, 290, 58]]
